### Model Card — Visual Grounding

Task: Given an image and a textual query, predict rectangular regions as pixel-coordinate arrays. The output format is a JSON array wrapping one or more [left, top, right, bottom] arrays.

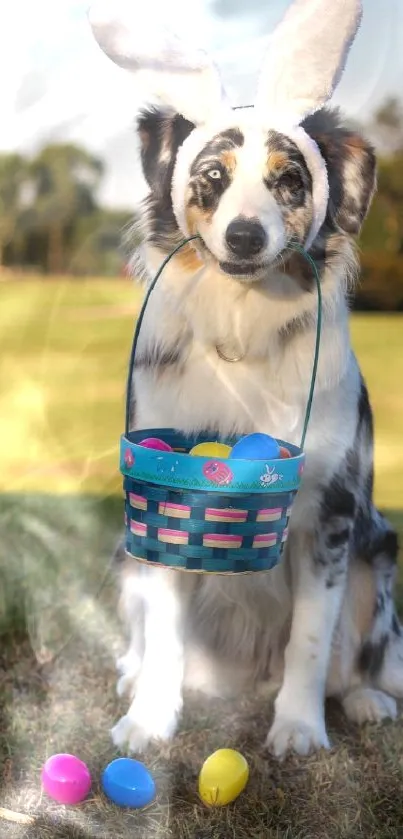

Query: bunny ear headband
[[89, 0, 362, 250]]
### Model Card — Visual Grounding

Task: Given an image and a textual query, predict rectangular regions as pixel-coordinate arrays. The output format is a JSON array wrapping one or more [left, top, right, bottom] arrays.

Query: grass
[[351, 314, 403, 511], [0, 276, 140, 496], [0, 276, 402, 838]]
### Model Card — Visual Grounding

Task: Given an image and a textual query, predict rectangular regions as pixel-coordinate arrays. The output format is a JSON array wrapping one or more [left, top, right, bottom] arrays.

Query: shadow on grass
[[1, 495, 403, 838], [0, 492, 123, 638]]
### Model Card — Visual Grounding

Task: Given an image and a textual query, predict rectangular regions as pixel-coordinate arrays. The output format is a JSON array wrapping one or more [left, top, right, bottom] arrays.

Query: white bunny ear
[[255, 0, 363, 125], [88, 0, 228, 125]]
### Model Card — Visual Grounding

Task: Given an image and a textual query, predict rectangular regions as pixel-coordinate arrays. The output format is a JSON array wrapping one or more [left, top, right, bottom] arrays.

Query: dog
[[110, 103, 402, 757], [88, 0, 402, 758]]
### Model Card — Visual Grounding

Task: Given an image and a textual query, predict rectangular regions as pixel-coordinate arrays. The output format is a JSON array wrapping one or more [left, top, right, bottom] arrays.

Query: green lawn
[[0, 278, 403, 839], [351, 314, 403, 511], [0, 276, 140, 497]]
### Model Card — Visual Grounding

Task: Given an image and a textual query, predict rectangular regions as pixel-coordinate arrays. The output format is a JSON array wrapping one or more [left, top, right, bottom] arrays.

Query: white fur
[[89, 0, 399, 760], [187, 130, 287, 267], [111, 247, 371, 756], [254, 0, 363, 124], [173, 116, 330, 252], [88, 0, 228, 125], [112, 566, 196, 753], [283, 127, 330, 249], [133, 247, 353, 440]]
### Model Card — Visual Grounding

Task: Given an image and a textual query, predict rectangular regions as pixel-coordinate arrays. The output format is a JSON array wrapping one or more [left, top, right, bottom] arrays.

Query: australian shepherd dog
[[111, 104, 401, 758]]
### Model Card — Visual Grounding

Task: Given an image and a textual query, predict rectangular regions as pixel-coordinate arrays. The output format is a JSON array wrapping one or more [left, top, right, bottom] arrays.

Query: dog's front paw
[[266, 715, 330, 758], [111, 715, 155, 753], [115, 652, 141, 698], [111, 701, 180, 754], [111, 715, 144, 752]]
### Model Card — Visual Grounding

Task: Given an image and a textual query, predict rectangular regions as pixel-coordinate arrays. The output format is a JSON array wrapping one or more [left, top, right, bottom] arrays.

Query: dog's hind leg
[[375, 616, 403, 699], [355, 513, 402, 699], [335, 513, 402, 723], [342, 687, 397, 723]]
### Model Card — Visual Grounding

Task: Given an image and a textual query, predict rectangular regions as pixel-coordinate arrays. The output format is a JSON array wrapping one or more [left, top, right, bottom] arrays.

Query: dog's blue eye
[[208, 169, 222, 180]]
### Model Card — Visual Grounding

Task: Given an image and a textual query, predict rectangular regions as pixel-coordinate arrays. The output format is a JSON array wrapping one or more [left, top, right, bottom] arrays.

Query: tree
[[0, 153, 28, 268], [355, 97, 403, 310], [361, 97, 403, 256], [25, 144, 103, 273], [370, 97, 403, 155], [68, 208, 134, 275]]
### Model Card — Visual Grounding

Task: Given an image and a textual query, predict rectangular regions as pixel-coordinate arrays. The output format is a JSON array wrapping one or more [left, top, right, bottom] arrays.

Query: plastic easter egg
[[279, 446, 291, 458], [190, 442, 232, 459], [102, 758, 156, 808], [198, 748, 249, 807], [139, 437, 173, 452], [230, 433, 280, 461], [41, 754, 91, 805]]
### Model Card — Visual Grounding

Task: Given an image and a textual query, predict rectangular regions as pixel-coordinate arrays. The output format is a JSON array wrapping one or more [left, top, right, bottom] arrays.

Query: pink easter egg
[[41, 754, 91, 805], [139, 437, 173, 452]]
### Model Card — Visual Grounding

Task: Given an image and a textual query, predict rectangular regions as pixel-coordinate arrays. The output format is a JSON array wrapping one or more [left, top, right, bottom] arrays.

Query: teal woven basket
[[120, 239, 321, 574]]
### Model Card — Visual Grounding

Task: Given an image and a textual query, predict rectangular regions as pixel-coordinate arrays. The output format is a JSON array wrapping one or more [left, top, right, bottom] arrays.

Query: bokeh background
[[1, 1, 403, 837]]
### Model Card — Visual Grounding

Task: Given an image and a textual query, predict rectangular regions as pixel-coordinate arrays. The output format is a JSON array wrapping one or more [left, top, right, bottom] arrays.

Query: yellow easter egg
[[198, 748, 249, 807], [189, 442, 231, 459]]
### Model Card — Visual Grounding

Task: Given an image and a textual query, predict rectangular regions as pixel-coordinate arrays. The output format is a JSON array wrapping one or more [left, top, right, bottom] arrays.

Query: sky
[[2, 0, 403, 208]]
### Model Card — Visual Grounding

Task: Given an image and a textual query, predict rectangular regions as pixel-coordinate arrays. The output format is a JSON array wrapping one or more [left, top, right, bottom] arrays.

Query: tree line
[[0, 143, 133, 277], [357, 98, 403, 310], [1, 98, 403, 308]]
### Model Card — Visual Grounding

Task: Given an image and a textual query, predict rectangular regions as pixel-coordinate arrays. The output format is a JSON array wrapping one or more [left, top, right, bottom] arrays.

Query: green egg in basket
[[120, 238, 321, 575]]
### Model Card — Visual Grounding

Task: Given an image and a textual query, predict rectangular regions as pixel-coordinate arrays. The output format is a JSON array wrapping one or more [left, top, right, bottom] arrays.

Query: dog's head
[[89, 0, 374, 284], [137, 105, 375, 282]]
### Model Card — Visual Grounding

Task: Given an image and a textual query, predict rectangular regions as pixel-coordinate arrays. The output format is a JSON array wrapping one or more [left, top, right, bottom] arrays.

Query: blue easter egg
[[102, 758, 156, 808], [230, 433, 280, 461]]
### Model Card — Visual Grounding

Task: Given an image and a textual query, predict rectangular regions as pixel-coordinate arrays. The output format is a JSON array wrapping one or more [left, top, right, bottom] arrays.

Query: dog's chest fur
[[133, 256, 360, 513], [126, 250, 366, 688]]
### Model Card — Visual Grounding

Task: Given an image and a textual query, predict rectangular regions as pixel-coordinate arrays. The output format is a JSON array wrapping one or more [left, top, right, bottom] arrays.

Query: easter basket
[[120, 240, 321, 574]]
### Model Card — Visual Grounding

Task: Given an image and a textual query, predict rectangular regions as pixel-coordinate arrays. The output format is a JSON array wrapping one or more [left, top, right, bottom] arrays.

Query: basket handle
[[125, 237, 322, 451]]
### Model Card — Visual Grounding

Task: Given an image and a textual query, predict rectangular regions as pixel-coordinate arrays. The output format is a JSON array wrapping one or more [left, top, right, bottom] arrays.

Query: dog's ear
[[137, 108, 195, 245], [137, 107, 195, 198], [303, 109, 376, 235]]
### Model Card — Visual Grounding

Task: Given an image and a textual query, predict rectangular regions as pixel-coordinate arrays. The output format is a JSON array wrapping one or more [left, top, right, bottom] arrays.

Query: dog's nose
[[225, 218, 267, 258]]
